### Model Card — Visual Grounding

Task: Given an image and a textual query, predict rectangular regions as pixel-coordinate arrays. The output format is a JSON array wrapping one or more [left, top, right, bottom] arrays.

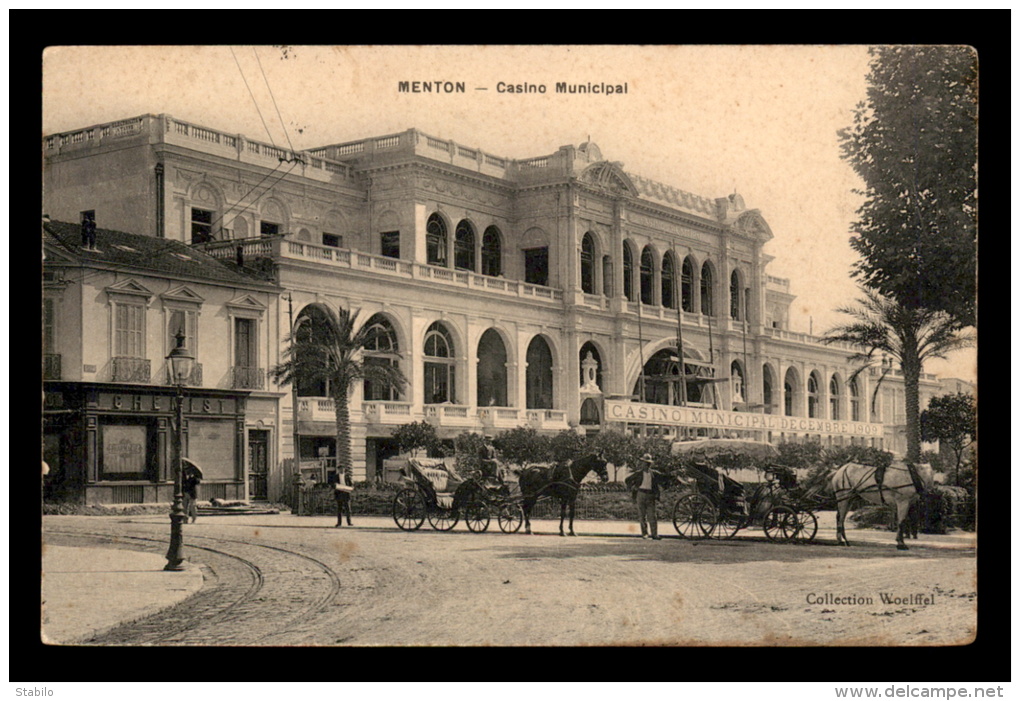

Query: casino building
[[43, 114, 941, 501]]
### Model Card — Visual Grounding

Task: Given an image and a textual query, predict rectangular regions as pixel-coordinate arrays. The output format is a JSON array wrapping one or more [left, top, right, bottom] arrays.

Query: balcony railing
[[43, 354, 62, 381], [231, 366, 265, 390], [112, 357, 151, 383]]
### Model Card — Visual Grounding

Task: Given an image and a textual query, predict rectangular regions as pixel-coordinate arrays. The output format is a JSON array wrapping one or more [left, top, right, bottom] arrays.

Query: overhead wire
[[229, 46, 277, 148], [253, 46, 296, 154]]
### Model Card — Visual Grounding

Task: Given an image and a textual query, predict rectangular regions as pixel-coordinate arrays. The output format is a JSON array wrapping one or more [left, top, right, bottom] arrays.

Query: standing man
[[478, 435, 500, 487], [182, 461, 202, 524], [627, 454, 665, 540], [333, 467, 354, 528]]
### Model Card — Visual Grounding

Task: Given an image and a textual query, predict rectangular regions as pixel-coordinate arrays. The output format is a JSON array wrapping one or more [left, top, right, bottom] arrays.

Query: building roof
[[42, 220, 278, 288]]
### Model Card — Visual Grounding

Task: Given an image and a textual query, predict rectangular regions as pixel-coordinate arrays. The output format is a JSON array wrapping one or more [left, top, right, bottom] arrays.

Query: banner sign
[[604, 400, 883, 437]]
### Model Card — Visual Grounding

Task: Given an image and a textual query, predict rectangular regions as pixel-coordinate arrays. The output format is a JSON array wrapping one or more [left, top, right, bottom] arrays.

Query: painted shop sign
[[93, 392, 240, 416], [604, 400, 883, 437]]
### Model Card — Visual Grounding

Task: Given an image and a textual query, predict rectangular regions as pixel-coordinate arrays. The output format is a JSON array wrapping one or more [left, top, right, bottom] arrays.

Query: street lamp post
[[165, 331, 194, 571]]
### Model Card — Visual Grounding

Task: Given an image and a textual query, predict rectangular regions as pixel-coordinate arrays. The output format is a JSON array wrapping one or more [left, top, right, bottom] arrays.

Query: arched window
[[363, 315, 400, 401], [701, 262, 714, 316], [481, 226, 502, 277], [661, 253, 676, 309], [454, 220, 476, 271], [762, 365, 774, 415], [424, 322, 456, 404], [426, 214, 448, 267], [849, 377, 861, 422], [476, 329, 508, 407], [784, 367, 798, 417], [681, 257, 694, 313], [602, 255, 612, 297], [808, 372, 820, 418], [526, 336, 553, 409], [830, 375, 842, 420], [580, 233, 596, 294], [640, 246, 655, 305], [622, 243, 634, 302], [730, 270, 743, 320], [294, 305, 333, 398], [580, 398, 601, 426]]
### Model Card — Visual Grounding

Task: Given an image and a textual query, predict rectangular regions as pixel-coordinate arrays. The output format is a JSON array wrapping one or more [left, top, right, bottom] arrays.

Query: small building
[[43, 221, 283, 504]]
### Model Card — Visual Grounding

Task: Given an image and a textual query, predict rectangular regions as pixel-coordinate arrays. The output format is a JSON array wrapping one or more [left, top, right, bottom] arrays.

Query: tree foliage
[[823, 288, 974, 461], [271, 305, 406, 474], [492, 427, 550, 469], [921, 392, 976, 486], [838, 46, 977, 326], [392, 421, 443, 457]]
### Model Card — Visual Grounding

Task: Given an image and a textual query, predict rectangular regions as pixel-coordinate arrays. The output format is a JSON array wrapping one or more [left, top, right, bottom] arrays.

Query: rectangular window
[[167, 309, 197, 353], [43, 298, 55, 353], [114, 303, 145, 358], [380, 231, 400, 259], [260, 221, 280, 236], [191, 208, 214, 244], [524, 247, 549, 286], [234, 318, 256, 368], [322, 232, 343, 248]]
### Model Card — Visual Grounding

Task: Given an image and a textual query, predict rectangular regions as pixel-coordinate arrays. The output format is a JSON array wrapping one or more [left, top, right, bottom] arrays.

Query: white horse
[[830, 461, 934, 550]]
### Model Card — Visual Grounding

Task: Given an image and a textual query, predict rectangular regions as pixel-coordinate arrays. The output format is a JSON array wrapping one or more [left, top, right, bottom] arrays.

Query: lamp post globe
[[165, 331, 194, 571]]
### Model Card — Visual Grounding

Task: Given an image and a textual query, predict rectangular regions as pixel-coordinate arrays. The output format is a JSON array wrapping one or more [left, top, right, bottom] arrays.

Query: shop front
[[43, 382, 249, 505]]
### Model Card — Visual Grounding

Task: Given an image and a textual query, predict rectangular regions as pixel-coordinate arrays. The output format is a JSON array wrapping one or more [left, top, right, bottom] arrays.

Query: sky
[[41, 45, 976, 383]]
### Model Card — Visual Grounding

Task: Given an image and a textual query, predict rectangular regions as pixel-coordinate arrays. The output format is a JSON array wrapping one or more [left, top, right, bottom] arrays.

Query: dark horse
[[519, 453, 609, 536]]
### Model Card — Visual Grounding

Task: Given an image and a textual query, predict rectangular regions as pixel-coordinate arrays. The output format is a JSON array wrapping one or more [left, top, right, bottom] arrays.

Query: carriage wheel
[[763, 506, 797, 542], [427, 504, 459, 531], [672, 493, 714, 539], [712, 509, 744, 540], [392, 488, 426, 531], [464, 500, 491, 533], [498, 503, 524, 533], [792, 510, 818, 543]]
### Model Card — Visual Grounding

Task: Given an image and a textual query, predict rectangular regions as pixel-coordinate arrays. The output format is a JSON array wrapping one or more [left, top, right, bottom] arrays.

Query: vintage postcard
[[41, 45, 977, 653]]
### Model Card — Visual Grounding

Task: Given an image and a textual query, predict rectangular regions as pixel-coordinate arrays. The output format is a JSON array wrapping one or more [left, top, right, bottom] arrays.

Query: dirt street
[[43, 515, 977, 647]]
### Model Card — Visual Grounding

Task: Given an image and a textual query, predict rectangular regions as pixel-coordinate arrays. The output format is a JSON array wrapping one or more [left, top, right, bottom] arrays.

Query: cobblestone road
[[43, 515, 977, 646]]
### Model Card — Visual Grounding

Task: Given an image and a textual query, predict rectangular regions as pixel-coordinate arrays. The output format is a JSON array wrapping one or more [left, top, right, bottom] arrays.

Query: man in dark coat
[[626, 454, 667, 540], [182, 462, 202, 524], [333, 467, 354, 527]]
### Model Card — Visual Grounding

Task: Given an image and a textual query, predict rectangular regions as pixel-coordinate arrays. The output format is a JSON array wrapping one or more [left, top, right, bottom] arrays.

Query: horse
[[830, 461, 934, 550], [518, 452, 609, 536]]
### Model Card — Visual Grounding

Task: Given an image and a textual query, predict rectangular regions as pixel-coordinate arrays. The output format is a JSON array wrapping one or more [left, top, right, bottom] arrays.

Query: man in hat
[[478, 434, 501, 488], [627, 454, 665, 540]]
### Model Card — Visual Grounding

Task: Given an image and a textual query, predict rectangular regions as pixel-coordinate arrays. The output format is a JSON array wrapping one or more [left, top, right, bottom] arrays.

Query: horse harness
[[834, 464, 920, 503]]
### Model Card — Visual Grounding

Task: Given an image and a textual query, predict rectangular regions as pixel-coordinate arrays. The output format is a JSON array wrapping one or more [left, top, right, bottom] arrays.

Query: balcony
[[525, 409, 569, 430], [112, 357, 151, 383], [477, 407, 522, 430], [362, 401, 413, 424], [202, 238, 564, 305], [165, 363, 203, 387], [424, 404, 476, 429], [43, 354, 61, 381], [231, 366, 265, 390]]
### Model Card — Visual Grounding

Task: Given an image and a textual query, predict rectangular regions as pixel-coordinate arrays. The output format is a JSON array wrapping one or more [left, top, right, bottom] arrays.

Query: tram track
[[44, 528, 342, 646]]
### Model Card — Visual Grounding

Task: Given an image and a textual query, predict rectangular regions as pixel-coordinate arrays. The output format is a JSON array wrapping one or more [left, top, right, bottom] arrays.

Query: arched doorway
[[526, 336, 554, 409], [477, 329, 508, 407]]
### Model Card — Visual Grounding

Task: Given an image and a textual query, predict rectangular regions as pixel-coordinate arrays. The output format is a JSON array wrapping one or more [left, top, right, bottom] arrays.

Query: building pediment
[[161, 285, 206, 306], [731, 209, 773, 242], [578, 161, 638, 197], [105, 278, 154, 299], [226, 293, 267, 313]]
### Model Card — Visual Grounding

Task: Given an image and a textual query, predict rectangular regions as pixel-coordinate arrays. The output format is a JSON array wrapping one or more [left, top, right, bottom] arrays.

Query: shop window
[[381, 231, 400, 259], [424, 322, 456, 404], [426, 214, 448, 267], [481, 227, 501, 276], [191, 208, 214, 244], [455, 221, 476, 271], [524, 247, 548, 286], [99, 420, 155, 481]]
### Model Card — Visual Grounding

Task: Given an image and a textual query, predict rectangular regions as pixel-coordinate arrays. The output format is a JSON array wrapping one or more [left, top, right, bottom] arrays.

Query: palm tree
[[271, 305, 406, 480], [822, 288, 974, 462]]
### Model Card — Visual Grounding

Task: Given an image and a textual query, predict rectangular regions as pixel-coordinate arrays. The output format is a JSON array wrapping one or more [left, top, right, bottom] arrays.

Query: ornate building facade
[[43, 115, 941, 499]]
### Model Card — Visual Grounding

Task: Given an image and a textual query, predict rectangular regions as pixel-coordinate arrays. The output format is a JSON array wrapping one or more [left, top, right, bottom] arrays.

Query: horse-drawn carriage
[[669, 439, 821, 543], [391, 458, 525, 533]]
